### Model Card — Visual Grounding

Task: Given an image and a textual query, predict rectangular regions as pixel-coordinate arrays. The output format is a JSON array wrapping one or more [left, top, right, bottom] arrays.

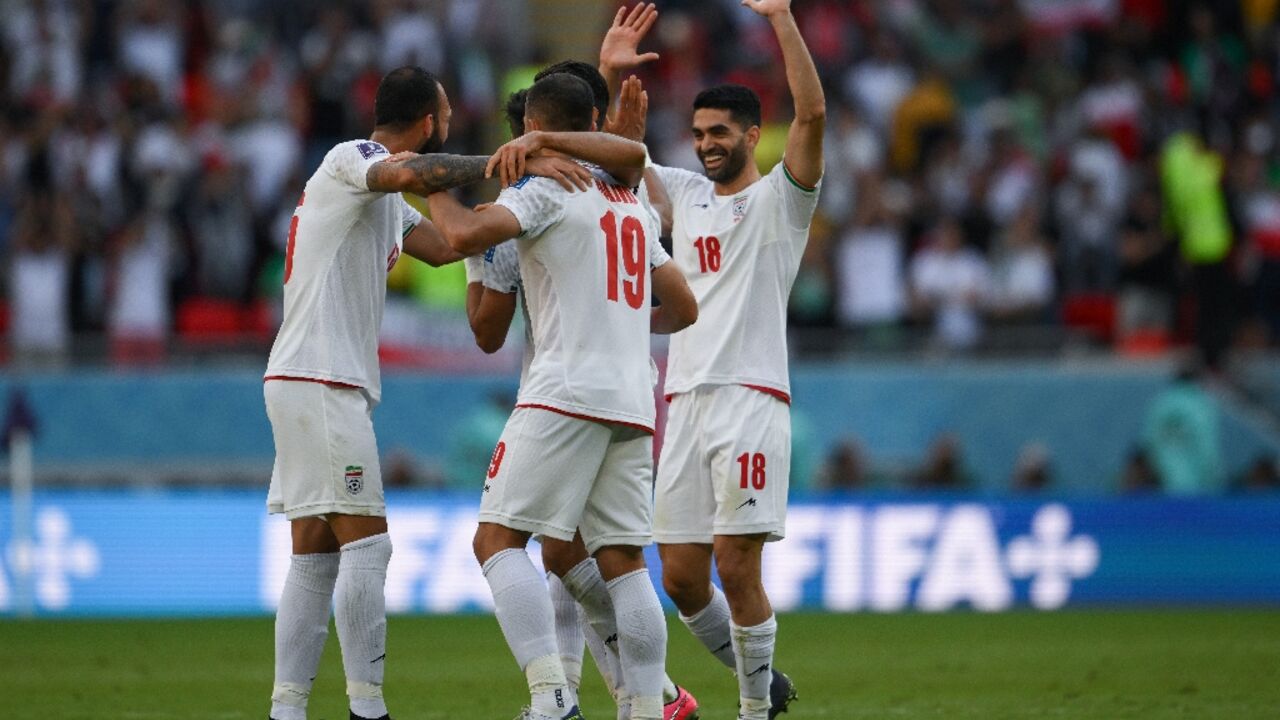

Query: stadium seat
[[1061, 293, 1116, 344], [176, 297, 242, 342]]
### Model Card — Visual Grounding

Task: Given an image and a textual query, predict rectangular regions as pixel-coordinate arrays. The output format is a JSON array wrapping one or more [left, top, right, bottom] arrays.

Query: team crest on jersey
[[356, 141, 388, 159], [732, 195, 748, 223], [345, 465, 364, 495]]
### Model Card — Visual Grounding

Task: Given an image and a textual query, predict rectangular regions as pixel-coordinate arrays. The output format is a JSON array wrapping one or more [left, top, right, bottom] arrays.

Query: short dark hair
[[693, 84, 761, 129], [525, 73, 595, 132], [535, 60, 609, 123], [374, 66, 441, 129], [504, 89, 528, 138]]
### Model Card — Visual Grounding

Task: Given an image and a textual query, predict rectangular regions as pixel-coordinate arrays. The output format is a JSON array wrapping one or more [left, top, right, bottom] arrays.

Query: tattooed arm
[[366, 154, 490, 196], [368, 153, 592, 196]]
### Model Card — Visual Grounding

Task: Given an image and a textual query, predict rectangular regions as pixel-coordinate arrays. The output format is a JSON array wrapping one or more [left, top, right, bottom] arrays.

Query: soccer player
[[644, 1, 826, 718], [468, 75, 699, 720], [429, 73, 684, 720], [262, 66, 595, 720]]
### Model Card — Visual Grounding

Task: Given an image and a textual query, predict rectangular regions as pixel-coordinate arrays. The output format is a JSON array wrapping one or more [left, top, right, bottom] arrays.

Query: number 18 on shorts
[[654, 385, 791, 544]]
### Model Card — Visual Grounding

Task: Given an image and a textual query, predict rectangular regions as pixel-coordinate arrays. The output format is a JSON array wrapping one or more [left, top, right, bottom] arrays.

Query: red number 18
[[737, 452, 767, 490]]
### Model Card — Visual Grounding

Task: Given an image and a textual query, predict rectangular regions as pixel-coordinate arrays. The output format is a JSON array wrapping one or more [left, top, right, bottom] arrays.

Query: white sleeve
[[324, 140, 392, 192], [482, 240, 521, 293], [650, 164, 703, 208], [648, 230, 671, 269], [766, 161, 822, 232], [494, 177, 567, 239], [399, 195, 423, 238]]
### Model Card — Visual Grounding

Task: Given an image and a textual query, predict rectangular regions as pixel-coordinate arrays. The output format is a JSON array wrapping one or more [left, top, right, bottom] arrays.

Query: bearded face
[[698, 134, 750, 183]]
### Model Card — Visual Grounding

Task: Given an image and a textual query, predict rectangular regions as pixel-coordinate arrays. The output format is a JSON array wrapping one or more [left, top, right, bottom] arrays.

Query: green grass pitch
[[2, 610, 1278, 719]]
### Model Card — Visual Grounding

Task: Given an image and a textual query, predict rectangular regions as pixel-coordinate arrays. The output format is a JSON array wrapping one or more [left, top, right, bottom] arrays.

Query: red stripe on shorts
[[514, 403, 655, 435]]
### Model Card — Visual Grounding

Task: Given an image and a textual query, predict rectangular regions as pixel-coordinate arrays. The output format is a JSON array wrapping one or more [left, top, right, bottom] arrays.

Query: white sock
[[732, 615, 777, 720], [679, 585, 735, 669], [335, 533, 392, 720], [561, 558, 625, 697], [606, 569, 667, 720], [271, 552, 339, 720], [482, 549, 573, 714], [662, 675, 679, 703], [549, 572, 585, 690], [582, 612, 621, 699]]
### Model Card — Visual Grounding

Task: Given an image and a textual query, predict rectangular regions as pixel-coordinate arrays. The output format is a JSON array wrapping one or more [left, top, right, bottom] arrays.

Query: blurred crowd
[[4, 0, 1280, 370]]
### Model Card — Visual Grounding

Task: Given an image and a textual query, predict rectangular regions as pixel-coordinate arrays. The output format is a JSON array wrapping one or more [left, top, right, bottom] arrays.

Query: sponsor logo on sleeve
[[356, 141, 388, 159]]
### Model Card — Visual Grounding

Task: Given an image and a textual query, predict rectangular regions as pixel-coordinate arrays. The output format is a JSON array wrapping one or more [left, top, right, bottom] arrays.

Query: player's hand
[[524, 155, 593, 192], [599, 3, 660, 72], [741, 0, 792, 19], [603, 76, 648, 143], [486, 132, 545, 188]]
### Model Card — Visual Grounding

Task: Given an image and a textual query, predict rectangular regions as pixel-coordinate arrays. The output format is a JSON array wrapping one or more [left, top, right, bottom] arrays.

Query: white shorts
[[265, 379, 384, 520], [480, 406, 654, 554], [654, 385, 790, 543]]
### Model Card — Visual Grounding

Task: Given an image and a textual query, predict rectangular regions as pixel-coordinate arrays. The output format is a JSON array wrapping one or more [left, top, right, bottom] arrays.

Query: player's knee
[[541, 539, 586, 577], [715, 555, 762, 600], [472, 523, 527, 565], [662, 566, 710, 608]]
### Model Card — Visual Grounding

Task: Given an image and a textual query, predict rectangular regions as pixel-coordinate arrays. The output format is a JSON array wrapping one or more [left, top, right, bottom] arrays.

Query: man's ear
[[591, 107, 600, 132], [524, 115, 542, 133], [423, 114, 435, 143], [745, 125, 762, 149]]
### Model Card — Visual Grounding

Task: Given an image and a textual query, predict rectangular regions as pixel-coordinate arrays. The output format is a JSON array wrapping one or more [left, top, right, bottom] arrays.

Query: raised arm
[[427, 192, 524, 256], [651, 262, 698, 334], [746, 0, 825, 187], [598, 3, 660, 111]]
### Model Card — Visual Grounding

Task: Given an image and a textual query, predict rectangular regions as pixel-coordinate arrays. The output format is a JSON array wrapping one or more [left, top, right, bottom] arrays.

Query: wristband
[[463, 255, 485, 283]]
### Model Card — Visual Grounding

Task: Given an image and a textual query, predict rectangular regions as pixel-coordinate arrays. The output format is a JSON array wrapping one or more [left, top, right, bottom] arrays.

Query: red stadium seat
[[1061, 293, 1116, 343], [176, 298, 243, 342]]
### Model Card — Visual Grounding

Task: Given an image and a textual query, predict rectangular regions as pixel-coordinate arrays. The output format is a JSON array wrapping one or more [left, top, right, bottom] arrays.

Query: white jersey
[[654, 162, 820, 401], [265, 139, 419, 404], [495, 165, 669, 431]]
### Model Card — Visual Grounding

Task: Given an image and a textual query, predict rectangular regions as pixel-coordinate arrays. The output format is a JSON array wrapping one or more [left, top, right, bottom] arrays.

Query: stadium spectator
[[1142, 365, 1224, 496], [911, 433, 976, 490], [1011, 442, 1053, 493], [816, 438, 867, 492], [1120, 447, 1162, 494], [1236, 455, 1280, 493], [0, 0, 1277, 372], [909, 216, 991, 350]]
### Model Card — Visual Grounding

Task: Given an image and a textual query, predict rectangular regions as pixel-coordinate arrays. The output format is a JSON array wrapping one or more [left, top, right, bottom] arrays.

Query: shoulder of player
[[324, 139, 389, 162]]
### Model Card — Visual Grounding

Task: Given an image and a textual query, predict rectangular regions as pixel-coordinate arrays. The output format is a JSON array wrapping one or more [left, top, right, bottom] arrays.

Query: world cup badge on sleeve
[[344, 465, 365, 495]]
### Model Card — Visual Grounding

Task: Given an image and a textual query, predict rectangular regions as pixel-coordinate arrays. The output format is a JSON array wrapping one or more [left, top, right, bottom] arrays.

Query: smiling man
[[643, 1, 826, 718]]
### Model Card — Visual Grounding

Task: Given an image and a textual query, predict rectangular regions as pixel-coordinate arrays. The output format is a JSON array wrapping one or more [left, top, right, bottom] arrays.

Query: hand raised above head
[[741, 0, 792, 19], [603, 76, 648, 143], [599, 2, 660, 72]]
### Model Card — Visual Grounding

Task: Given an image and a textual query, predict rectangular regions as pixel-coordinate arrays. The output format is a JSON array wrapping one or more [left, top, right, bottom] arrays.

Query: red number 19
[[601, 210, 646, 309]]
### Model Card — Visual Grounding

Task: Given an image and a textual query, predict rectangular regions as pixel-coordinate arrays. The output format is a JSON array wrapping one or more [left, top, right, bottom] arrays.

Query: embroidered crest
[[732, 195, 748, 223], [345, 465, 365, 495]]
